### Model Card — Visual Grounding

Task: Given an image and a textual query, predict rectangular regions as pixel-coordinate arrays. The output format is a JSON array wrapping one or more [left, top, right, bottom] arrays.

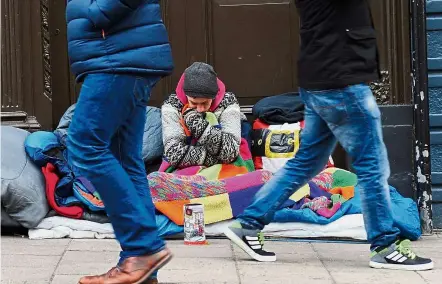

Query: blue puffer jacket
[[66, 0, 174, 81]]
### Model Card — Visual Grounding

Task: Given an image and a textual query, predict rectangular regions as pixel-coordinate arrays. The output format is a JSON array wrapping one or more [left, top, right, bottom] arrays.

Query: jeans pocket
[[316, 104, 348, 126], [308, 92, 349, 127], [346, 85, 381, 119], [133, 77, 161, 106]]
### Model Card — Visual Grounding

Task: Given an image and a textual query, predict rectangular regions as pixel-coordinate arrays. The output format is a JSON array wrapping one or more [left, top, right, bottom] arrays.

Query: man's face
[[187, 96, 213, 113]]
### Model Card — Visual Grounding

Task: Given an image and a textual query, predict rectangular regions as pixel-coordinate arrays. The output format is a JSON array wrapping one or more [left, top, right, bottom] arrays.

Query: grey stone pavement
[[1, 235, 442, 284]]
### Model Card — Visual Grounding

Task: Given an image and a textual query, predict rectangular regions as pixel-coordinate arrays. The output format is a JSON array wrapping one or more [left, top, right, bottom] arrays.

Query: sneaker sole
[[223, 227, 276, 262], [369, 261, 434, 271]]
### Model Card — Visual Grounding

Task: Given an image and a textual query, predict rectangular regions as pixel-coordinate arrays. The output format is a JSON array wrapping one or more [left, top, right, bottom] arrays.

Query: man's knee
[[67, 129, 110, 165]]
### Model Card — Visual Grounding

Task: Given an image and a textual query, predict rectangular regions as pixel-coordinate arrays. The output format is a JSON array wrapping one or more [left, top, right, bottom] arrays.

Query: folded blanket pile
[[149, 170, 273, 225], [149, 167, 358, 226]]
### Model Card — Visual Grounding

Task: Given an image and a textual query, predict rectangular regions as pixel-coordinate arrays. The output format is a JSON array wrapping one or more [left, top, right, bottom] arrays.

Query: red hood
[[175, 73, 226, 111]]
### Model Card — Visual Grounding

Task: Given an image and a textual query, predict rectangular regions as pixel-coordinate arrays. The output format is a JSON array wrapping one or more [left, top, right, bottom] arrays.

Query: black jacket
[[295, 0, 380, 90]]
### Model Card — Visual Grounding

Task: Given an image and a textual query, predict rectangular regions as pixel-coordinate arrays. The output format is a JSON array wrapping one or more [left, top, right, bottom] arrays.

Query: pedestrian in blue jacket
[[65, 1, 174, 283]]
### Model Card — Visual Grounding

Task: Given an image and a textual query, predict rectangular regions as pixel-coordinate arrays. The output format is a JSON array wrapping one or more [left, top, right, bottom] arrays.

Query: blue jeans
[[67, 73, 165, 268], [238, 84, 400, 248]]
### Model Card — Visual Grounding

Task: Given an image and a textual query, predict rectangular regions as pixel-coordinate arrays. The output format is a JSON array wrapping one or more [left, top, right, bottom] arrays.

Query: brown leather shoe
[[78, 248, 172, 284]]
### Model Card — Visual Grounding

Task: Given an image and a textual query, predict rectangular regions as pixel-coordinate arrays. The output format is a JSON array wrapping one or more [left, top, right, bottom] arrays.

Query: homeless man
[[161, 62, 242, 169], [65, 1, 174, 283]]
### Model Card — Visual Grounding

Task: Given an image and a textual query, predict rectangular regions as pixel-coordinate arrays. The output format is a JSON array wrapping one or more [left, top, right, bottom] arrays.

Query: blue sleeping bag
[[273, 185, 421, 240], [155, 185, 422, 241]]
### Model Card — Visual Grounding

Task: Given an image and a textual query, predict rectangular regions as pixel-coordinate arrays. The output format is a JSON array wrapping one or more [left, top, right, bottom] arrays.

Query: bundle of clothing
[[252, 92, 334, 173], [288, 168, 357, 218], [25, 131, 108, 222], [20, 105, 165, 225], [1, 126, 49, 229]]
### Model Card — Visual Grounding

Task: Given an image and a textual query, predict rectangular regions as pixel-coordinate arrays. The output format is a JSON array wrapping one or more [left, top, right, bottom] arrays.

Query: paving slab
[[234, 241, 317, 256], [1, 237, 70, 247], [2, 235, 442, 284], [237, 261, 332, 284], [160, 257, 239, 283], [1, 243, 67, 256], [1, 254, 62, 284], [50, 275, 84, 284], [417, 268, 442, 284], [55, 251, 118, 275], [67, 239, 120, 252], [324, 260, 428, 284], [1, 267, 56, 284]]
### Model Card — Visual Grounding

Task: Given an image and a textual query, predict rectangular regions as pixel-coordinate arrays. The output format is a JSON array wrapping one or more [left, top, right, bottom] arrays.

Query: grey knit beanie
[[183, 62, 219, 99]]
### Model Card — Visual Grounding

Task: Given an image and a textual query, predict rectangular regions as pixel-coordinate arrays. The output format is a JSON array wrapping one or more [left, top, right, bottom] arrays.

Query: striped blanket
[[158, 137, 255, 180], [148, 167, 358, 226]]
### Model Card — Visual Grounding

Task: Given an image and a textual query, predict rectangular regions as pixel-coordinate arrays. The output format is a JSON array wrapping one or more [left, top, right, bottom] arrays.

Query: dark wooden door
[[151, 0, 411, 107], [151, 0, 300, 107], [41, 0, 411, 126], [1, 0, 52, 130]]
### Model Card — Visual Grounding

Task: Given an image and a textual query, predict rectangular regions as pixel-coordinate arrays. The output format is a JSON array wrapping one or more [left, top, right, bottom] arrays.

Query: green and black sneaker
[[223, 221, 276, 262], [370, 239, 433, 271]]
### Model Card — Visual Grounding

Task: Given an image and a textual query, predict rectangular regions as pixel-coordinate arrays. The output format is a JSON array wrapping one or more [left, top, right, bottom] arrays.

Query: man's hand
[[183, 108, 208, 139]]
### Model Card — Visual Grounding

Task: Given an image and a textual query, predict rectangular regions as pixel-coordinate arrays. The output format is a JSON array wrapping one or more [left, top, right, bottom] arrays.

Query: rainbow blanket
[[159, 137, 255, 180], [148, 167, 358, 226], [149, 170, 272, 225]]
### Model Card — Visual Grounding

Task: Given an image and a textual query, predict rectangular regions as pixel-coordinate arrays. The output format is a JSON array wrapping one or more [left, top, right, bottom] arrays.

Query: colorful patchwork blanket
[[159, 137, 255, 180], [149, 170, 272, 225], [148, 167, 358, 226]]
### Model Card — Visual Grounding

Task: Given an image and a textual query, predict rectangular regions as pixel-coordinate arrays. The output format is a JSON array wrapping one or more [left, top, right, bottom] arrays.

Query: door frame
[[411, 0, 433, 234]]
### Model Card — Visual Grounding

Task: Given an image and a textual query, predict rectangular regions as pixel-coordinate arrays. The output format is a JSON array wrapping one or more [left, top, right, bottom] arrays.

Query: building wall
[[427, 0, 442, 228]]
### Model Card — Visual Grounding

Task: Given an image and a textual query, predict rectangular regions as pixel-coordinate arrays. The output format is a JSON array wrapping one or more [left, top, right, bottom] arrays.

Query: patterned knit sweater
[[161, 91, 242, 168]]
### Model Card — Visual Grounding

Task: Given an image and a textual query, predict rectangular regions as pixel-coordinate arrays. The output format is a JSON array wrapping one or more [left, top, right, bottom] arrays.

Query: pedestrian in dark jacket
[[223, 0, 434, 271], [65, 1, 173, 283]]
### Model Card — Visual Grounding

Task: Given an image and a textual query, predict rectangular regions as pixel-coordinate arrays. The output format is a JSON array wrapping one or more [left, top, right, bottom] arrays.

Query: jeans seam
[[133, 77, 159, 106], [133, 78, 142, 104], [117, 129, 123, 168], [120, 244, 166, 259]]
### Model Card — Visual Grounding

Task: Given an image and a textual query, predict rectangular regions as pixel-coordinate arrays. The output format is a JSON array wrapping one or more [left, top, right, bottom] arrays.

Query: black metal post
[[410, 0, 433, 234]]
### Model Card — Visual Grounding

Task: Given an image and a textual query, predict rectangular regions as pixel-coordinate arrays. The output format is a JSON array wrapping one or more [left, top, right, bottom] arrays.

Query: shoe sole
[[223, 227, 276, 262], [369, 261, 434, 271], [135, 251, 174, 284]]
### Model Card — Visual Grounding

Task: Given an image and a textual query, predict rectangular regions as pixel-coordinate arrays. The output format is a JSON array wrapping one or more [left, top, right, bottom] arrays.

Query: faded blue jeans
[[238, 84, 401, 249], [67, 74, 164, 277]]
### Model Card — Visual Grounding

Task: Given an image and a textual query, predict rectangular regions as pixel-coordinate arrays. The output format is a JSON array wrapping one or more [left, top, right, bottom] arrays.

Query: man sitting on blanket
[[161, 62, 242, 169]]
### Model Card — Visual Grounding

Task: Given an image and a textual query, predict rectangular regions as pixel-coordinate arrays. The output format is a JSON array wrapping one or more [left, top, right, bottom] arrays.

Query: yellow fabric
[[323, 167, 338, 174], [288, 183, 310, 202], [197, 164, 223, 181], [264, 130, 300, 158], [191, 193, 233, 224]]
